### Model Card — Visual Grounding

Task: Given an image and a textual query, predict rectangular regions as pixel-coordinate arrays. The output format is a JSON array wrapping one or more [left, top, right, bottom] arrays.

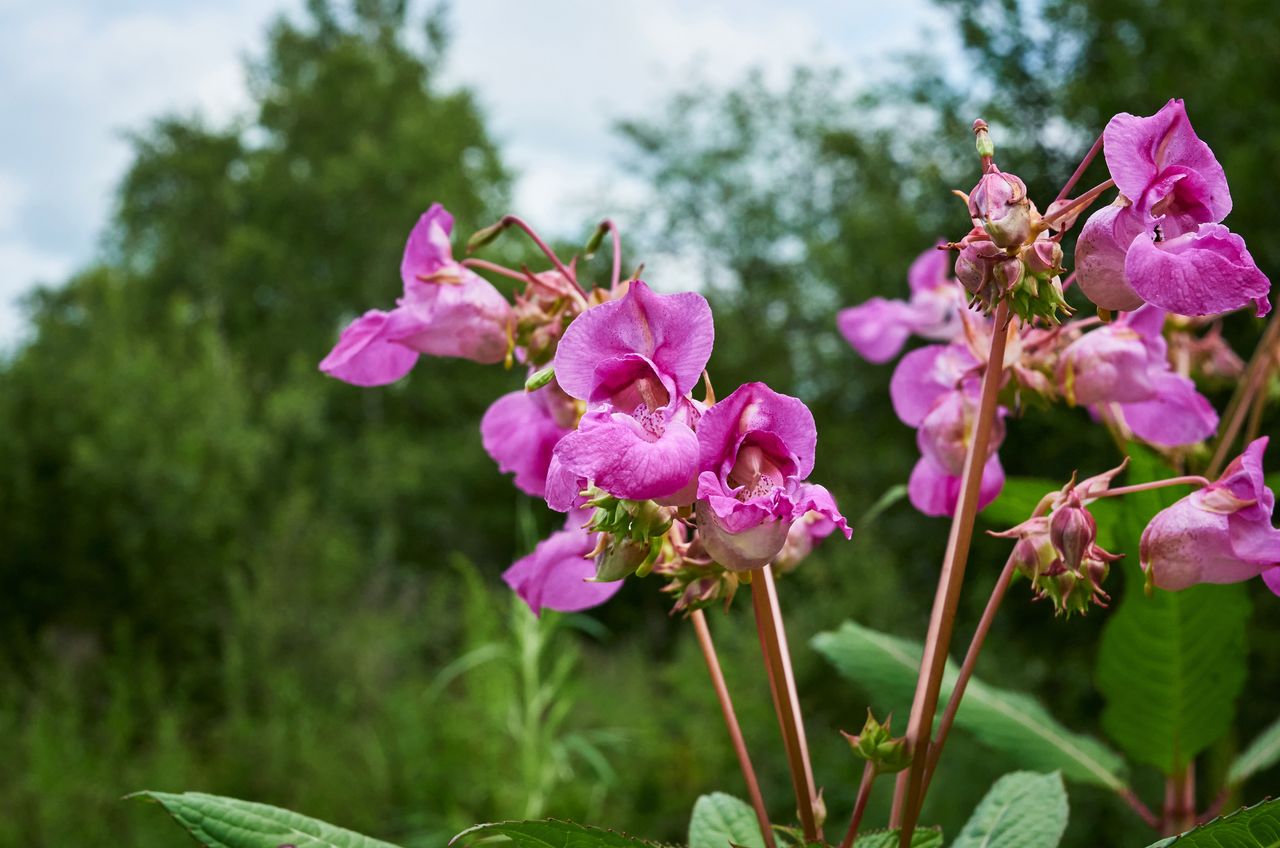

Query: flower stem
[[1038, 178, 1115, 231], [1120, 787, 1162, 830], [1054, 131, 1105, 205], [751, 565, 821, 842], [1096, 476, 1212, 498], [500, 215, 591, 300], [920, 554, 1018, 796], [597, 218, 623, 291], [691, 609, 776, 848], [892, 300, 1012, 845], [1208, 311, 1280, 476], [460, 257, 531, 283], [838, 762, 877, 848], [1163, 765, 1197, 835]]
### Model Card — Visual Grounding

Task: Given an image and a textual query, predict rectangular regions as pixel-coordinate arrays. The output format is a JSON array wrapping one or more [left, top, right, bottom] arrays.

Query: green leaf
[[951, 771, 1068, 848], [452, 820, 671, 848], [1145, 797, 1280, 847], [852, 828, 944, 848], [689, 793, 764, 848], [131, 791, 402, 848], [1097, 582, 1250, 774], [813, 621, 1126, 789], [1229, 716, 1280, 786]]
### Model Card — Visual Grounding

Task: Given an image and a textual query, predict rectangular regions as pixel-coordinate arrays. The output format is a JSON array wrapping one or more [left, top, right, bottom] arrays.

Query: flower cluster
[[322, 206, 849, 616]]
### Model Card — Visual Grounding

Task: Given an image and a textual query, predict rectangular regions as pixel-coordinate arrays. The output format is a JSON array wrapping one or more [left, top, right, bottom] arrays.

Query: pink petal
[[908, 452, 1003, 518], [503, 524, 622, 615], [480, 390, 568, 497], [554, 280, 714, 400], [319, 309, 419, 386], [1120, 371, 1218, 447], [838, 298, 918, 363], [543, 454, 587, 513], [1262, 567, 1280, 597], [553, 410, 700, 501], [1125, 223, 1271, 318], [1103, 99, 1231, 222], [889, 344, 978, 427], [1058, 325, 1157, 406], [392, 272, 514, 364], [908, 242, 951, 293], [399, 203, 456, 288], [1141, 498, 1262, 590], [695, 494, 790, 572], [1076, 205, 1145, 312], [696, 382, 818, 480]]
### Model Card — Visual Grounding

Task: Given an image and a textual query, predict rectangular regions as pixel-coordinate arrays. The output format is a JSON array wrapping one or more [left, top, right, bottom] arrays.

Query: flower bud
[[842, 710, 911, 774], [1010, 532, 1056, 581], [593, 535, 652, 582], [954, 236, 1000, 295], [1021, 239, 1064, 277], [1049, 497, 1097, 570], [995, 257, 1025, 293], [968, 167, 1032, 248]]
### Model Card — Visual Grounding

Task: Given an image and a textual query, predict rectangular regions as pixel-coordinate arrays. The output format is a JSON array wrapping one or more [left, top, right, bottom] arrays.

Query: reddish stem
[[1096, 476, 1212, 498], [1120, 787, 1162, 830], [691, 609, 776, 848], [751, 565, 821, 842], [1054, 131, 1105, 205], [499, 215, 590, 300], [1038, 178, 1115, 230], [893, 301, 1013, 846], [1209, 311, 1280, 476], [838, 762, 877, 848], [598, 218, 623, 291]]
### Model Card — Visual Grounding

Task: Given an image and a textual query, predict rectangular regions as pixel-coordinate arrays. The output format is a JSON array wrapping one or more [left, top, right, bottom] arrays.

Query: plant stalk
[[1208, 312, 1280, 476], [892, 300, 1012, 845], [838, 762, 877, 848], [1054, 131, 1106, 205], [691, 609, 776, 848], [751, 564, 821, 842], [1038, 178, 1115, 230]]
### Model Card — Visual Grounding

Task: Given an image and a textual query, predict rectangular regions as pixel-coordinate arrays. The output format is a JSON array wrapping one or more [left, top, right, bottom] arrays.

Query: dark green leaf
[[1145, 797, 1280, 847], [131, 791, 401, 848], [813, 621, 1126, 789], [951, 771, 1068, 848], [852, 828, 944, 848]]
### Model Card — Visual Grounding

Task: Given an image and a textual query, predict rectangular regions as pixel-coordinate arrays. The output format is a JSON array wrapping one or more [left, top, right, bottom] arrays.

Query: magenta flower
[[1057, 306, 1217, 447], [1077, 99, 1270, 317], [320, 204, 515, 385], [480, 377, 578, 497], [503, 510, 624, 615], [1142, 438, 1280, 596], [838, 245, 967, 363], [547, 280, 714, 508], [693, 382, 849, 572]]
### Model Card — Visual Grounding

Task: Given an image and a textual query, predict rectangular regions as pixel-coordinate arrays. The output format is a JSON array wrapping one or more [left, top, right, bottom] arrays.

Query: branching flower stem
[[1054, 132, 1105, 205], [1038, 178, 1116, 231], [893, 301, 1013, 846], [751, 564, 821, 843], [499, 215, 591, 300], [690, 609, 776, 848], [1209, 312, 1280, 476]]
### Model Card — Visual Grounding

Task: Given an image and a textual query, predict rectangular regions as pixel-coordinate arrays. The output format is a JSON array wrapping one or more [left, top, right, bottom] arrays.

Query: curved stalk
[[1208, 312, 1280, 476], [838, 762, 877, 848], [691, 609, 776, 848], [893, 301, 1012, 846]]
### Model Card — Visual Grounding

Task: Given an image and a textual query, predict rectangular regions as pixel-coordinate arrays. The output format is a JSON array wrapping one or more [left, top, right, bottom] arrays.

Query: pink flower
[[547, 280, 714, 508], [480, 377, 578, 497], [694, 382, 849, 571], [1142, 438, 1280, 596], [320, 204, 515, 385], [503, 511, 624, 615], [1077, 100, 1270, 317], [838, 245, 967, 363], [1057, 306, 1217, 447]]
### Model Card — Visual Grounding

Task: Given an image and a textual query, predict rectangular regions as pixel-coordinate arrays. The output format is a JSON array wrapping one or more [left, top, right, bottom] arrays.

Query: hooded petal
[[785, 481, 851, 539], [543, 454, 587, 513], [392, 272, 514, 363], [1125, 223, 1271, 317], [1076, 205, 1145, 312], [480, 389, 569, 497], [889, 344, 978, 427], [837, 298, 919, 364], [696, 382, 817, 480], [554, 280, 714, 400], [1120, 371, 1219, 447], [1141, 498, 1263, 590], [553, 409, 700, 501], [908, 243, 951, 293], [503, 522, 622, 615], [1103, 99, 1231, 222], [1059, 325, 1156, 406], [319, 309, 419, 386], [399, 203, 457, 287]]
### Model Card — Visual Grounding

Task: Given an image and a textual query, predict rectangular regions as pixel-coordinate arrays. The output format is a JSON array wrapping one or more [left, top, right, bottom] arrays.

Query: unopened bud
[[466, 220, 508, 252], [995, 257, 1025, 293], [973, 119, 994, 159], [968, 167, 1032, 248], [593, 536, 649, 582], [842, 710, 911, 774], [1050, 498, 1097, 570], [1021, 239, 1064, 277], [583, 221, 608, 257], [955, 231, 1002, 295], [525, 365, 555, 392]]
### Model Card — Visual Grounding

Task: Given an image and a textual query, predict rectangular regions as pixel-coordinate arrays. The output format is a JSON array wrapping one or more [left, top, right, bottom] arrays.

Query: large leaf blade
[[452, 819, 671, 848], [951, 771, 1068, 848], [132, 791, 402, 848], [688, 793, 764, 848], [812, 621, 1126, 789], [853, 828, 944, 848], [1146, 797, 1280, 847]]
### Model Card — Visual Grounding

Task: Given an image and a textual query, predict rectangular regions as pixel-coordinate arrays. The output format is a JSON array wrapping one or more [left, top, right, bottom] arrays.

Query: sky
[[0, 0, 956, 345]]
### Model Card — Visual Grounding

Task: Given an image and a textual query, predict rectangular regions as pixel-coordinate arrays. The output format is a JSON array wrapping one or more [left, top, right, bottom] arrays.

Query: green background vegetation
[[1, 1, 1277, 845]]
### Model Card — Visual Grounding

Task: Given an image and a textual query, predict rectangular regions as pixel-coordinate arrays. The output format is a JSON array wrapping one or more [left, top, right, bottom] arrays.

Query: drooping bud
[[954, 231, 1003, 296], [968, 167, 1033, 249], [1021, 239, 1065, 278], [466, 219, 508, 252], [593, 535, 653, 582], [1049, 495, 1097, 570], [842, 710, 911, 774], [525, 365, 556, 392]]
